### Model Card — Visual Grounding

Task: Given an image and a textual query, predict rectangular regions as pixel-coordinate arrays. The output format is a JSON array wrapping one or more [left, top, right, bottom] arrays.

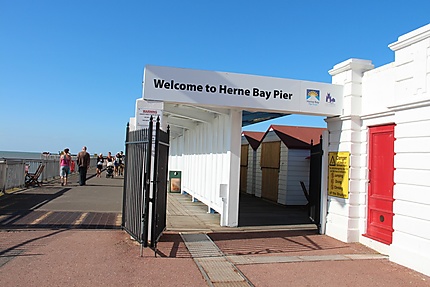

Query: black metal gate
[[308, 136, 323, 230], [122, 117, 169, 253], [150, 122, 170, 248]]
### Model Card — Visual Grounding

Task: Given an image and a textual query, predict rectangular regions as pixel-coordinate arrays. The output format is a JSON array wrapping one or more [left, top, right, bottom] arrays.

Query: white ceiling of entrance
[[164, 103, 286, 139]]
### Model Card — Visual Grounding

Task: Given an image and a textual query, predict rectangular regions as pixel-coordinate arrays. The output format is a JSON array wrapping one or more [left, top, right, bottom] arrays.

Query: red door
[[365, 124, 395, 244]]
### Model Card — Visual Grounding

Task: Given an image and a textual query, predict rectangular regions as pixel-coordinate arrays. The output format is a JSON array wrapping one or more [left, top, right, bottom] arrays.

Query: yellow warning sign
[[328, 152, 350, 199]]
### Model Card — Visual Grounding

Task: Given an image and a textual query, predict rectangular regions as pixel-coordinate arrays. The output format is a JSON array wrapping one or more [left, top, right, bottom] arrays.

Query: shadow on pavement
[[0, 188, 72, 227], [0, 229, 67, 267], [238, 193, 314, 227], [207, 229, 374, 256]]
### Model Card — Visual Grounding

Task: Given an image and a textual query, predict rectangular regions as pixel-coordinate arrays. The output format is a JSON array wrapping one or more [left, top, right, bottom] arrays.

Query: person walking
[[77, 146, 90, 186], [96, 153, 104, 178], [114, 152, 120, 176], [118, 151, 124, 176], [106, 152, 114, 164], [59, 148, 71, 186]]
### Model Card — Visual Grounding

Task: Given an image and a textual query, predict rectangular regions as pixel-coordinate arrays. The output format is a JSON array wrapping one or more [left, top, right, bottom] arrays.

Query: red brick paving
[[2, 229, 429, 287], [0, 230, 206, 287]]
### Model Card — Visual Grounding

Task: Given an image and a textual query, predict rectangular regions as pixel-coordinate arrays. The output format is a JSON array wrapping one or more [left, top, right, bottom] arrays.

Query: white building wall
[[328, 24, 430, 276], [390, 107, 430, 276], [387, 26, 430, 276]]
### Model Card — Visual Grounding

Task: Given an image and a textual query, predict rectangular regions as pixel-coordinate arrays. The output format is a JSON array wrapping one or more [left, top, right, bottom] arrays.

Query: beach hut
[[242, 125, 325, 205], [241, 131, 265, 195]]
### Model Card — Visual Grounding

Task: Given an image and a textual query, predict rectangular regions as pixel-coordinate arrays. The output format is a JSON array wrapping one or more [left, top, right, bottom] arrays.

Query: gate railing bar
[[150, 120, 170, 257], [160, 125, 170, 243], [122, 122, 130, 227], [151, 117, 161, 256], [142, 117, 153, 250]]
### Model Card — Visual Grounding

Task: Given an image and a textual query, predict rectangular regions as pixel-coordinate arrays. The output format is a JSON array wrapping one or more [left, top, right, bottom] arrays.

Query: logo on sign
[[325, 92, 336, 104], [306, 89, 320, 106]]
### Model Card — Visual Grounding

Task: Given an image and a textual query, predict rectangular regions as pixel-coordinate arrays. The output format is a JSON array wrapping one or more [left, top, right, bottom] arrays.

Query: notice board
[[328, 152, 350, 199]]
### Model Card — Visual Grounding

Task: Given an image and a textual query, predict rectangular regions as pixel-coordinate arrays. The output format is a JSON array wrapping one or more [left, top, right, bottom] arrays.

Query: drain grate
[[181, 233, 223, 258], [181, 233, 253, 287]]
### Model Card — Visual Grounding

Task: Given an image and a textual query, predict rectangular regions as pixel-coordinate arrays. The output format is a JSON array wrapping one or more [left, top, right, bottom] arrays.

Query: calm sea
[[0, 151, 48, 159]]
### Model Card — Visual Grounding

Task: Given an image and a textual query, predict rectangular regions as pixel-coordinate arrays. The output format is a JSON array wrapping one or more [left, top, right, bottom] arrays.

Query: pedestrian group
[[59, 147, 124, 186]]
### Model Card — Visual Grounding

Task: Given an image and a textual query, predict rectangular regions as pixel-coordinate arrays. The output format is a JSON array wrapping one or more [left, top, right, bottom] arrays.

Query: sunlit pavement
[[1, 172, 429, 286]]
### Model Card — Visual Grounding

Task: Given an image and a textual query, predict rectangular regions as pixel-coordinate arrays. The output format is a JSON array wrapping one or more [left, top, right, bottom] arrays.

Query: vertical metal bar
[[151, 117, 161, 250], [142, 117, 153, 248], [138, 129, 144, 243], [122, 122, 130, 228], [163, 125, 170, 230], [316, 135, 323, 228]]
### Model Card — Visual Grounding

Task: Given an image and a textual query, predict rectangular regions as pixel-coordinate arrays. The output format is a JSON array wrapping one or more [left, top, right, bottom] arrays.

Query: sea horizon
[[0, 150, 55, 159]]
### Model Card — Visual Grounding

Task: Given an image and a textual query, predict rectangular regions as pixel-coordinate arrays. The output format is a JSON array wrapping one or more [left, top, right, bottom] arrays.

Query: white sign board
[[135, 99, 164, 129], [143, 65, 343, 116]]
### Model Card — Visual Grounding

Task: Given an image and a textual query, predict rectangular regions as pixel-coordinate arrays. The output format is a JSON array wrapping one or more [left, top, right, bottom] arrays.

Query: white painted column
[[222, 109, 242, 227], [326, 59, 374, 242]]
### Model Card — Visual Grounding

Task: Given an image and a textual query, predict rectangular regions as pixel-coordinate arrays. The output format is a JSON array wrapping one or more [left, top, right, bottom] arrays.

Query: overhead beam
[[165, 116, 197, 130], [164, 105, 215, 123], [183, 104, 229, 115]]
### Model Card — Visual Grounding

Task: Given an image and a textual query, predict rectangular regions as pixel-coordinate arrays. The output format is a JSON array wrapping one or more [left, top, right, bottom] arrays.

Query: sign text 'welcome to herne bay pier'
[[153, 78, 294, 101], [143, 65, 343, 116]]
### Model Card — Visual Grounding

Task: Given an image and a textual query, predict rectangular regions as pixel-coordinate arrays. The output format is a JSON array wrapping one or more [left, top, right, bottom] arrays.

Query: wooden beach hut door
[[365, 124, 395, 244], [261, 141, 281, 202], [240, 144, 249, 193]]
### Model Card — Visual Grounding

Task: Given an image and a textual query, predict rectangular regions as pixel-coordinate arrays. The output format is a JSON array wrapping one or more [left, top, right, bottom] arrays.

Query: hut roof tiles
[[242, 125, 326, 150], [242, 131, 265, 150]]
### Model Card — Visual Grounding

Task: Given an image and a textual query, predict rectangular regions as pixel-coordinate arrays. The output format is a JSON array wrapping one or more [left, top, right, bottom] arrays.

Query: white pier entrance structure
[[138, 65, 343, 227], [130, 23, 430, 277]]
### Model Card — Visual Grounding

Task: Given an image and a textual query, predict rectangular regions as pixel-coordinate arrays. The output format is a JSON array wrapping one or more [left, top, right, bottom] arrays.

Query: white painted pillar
[[326, 59, 374, 242], [221, 109, 242, 227]]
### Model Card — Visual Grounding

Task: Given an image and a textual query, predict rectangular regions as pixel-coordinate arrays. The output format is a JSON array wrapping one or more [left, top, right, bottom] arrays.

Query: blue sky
[[1, 1, 429, 155]]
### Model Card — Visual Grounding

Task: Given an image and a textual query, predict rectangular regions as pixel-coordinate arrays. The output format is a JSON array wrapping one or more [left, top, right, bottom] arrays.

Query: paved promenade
[[1, 171, 429, 286]]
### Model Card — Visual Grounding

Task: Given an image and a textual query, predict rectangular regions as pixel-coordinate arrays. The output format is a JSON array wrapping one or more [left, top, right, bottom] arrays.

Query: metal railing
[[0, 156, 98, 193]]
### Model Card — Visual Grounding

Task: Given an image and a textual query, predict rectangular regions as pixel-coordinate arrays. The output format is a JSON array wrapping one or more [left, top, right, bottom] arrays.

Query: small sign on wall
[[136, 100, 164, 129], [328, 152, 350, 199]]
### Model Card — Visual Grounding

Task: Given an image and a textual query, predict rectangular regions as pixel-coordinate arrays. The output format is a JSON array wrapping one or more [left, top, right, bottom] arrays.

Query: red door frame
[[364, 124, 395, 245]]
